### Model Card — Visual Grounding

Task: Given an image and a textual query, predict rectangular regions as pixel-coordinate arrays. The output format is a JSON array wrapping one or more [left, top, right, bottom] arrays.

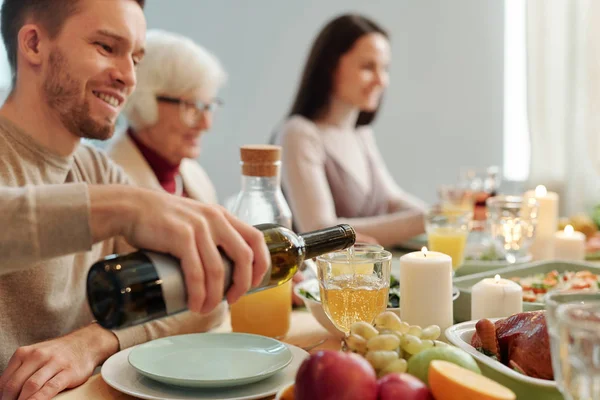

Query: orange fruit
[[429, 360, 516, 400], [279, 383, 295, 400]]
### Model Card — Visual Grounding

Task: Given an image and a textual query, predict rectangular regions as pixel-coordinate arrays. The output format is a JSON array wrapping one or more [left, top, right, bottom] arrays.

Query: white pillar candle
[[400, 247, 453, 340], [553, 225, 586, 261], [525, 185, 559, 260], [471, 274, 523, 320]]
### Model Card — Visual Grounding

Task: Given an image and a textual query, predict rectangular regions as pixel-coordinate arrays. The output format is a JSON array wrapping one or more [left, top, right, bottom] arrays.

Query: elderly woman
[[108, 29, 224, 202], [106, 29, 228, 330]]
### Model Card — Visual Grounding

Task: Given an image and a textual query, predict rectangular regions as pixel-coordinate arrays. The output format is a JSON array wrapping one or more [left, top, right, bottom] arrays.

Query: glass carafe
[[230, 144, 293, 338]]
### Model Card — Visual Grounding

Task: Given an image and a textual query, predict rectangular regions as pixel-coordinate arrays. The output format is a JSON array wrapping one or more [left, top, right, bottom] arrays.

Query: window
[[0, 26, 10, 104], [0, 44, 8, 87], [503, 0, 530, 182]]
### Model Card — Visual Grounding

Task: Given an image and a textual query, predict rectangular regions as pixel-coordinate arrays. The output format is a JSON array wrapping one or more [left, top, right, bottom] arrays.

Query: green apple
[[407, 347, 480, 386]]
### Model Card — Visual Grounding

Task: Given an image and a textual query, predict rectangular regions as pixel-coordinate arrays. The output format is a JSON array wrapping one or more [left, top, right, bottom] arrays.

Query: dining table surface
[[54, 248, 417, 399], [54, 310, 340, 400], [53, 248, 600, 399]]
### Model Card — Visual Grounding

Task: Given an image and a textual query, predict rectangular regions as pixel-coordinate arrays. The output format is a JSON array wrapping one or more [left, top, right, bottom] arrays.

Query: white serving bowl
[[445, 319, 560, 400]]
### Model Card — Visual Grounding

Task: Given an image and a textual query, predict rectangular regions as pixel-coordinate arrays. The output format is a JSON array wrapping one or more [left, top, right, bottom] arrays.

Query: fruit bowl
[[294, 279, 459, 338]]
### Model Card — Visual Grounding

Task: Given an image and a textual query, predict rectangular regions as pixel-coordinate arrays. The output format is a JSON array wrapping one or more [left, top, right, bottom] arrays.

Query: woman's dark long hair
[[288, 14, 388, 127]]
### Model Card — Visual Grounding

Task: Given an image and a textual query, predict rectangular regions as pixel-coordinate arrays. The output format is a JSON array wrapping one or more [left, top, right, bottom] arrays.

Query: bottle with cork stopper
[[230, 144, 294, 338]]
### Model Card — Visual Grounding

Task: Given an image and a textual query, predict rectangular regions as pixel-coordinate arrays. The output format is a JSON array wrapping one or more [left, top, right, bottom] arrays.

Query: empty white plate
[[127, 333, 293, 388], [102, 342, 308, 400]]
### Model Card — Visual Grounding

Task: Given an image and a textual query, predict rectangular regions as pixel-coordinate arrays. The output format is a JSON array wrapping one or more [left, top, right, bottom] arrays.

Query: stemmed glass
[[459, 166, 502, 221], [316, 245, 392, 348], [437, 184, 474, 213]]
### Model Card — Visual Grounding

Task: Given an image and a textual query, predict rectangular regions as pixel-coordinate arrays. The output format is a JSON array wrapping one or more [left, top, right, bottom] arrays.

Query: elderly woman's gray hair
[[123, 29, 227, 130]]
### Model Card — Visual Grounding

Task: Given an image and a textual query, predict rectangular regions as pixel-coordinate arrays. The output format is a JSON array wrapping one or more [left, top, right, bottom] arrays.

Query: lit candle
[[553, 225, 586, 261], [525, 185, 559, 260], [400, 247, 453, 340], [471, 274, 523, 320]]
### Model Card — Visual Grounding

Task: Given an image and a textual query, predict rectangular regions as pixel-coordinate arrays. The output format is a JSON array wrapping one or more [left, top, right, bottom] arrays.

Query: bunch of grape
[[345, 311, 447, 377]]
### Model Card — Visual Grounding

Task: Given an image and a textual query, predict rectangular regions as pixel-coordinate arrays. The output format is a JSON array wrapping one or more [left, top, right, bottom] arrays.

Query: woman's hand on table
[[355, 232, 379, 245], [292, 271, 305, 306], [0, 324, 118, 400]]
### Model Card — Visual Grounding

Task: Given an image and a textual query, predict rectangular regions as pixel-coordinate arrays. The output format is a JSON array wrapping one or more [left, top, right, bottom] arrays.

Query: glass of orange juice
[[230, 280, 292, 339], [425, 205, 472, 272]]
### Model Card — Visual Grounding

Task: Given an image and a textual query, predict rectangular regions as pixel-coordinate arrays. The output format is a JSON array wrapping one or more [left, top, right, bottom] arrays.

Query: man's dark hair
[[0, 0, 145, 86]]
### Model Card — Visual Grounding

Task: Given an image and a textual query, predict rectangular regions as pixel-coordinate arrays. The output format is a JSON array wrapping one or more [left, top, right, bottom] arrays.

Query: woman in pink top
[[274, 14, 427, 247]]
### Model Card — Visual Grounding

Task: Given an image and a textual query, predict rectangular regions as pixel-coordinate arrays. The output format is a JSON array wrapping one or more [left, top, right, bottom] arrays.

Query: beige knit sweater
[[275, 115, 427, 246], [0, 116, 224, 371]]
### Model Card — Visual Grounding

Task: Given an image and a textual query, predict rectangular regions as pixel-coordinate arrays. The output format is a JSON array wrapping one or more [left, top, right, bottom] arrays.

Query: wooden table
[[55, 311, 339, 400]]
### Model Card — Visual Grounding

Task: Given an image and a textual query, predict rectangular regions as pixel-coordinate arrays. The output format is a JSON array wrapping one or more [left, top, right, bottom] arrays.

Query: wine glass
[[437, 184, 474, 213], [486, 195, 539, 263], [316, 246, 392, 348], [459, 166, 502, 221]]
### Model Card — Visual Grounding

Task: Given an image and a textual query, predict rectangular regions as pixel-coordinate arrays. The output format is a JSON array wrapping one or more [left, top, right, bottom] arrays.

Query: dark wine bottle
[[87, 223, 355, 329]]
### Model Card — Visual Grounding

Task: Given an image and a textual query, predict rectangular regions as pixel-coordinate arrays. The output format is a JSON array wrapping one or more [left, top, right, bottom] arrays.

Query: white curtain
[[526, 0, 600, 216]]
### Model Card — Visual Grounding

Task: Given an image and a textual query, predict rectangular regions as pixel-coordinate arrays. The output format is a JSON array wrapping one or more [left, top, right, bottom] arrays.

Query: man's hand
[[89, 185, 271, 314], [0, 324, 118, 400]]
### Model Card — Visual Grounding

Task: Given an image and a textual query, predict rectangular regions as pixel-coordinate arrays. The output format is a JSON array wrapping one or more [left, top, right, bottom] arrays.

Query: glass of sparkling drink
[[316, 245, 392, 346]]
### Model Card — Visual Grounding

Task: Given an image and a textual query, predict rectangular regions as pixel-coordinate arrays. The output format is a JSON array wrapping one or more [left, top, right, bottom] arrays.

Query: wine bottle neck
[[301, 224, 356, 260]]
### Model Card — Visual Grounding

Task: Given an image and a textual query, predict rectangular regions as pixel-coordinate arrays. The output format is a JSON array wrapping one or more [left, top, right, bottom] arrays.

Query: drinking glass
[[555, 301, 600, 400], [545, 291, 600, 397], [316, 247, 392, 344], [459, 166, 502, 221], [425, 205, 472, 272], [486, 195, 539, 263], [437, 184, 474, 213]]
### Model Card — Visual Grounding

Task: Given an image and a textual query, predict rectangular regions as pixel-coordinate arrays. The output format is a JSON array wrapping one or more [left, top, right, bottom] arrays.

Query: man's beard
[[43, 49, 115, 141]]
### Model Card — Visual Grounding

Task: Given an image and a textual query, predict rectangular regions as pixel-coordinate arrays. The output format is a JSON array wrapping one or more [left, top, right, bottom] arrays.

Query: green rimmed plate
[[128, 333, 293, 388]]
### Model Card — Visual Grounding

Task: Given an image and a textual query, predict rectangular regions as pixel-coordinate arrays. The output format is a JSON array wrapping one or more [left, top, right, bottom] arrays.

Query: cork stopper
[[240, 145, 281, 177]]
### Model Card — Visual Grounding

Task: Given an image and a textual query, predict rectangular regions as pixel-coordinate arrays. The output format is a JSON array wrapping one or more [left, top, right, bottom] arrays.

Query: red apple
[[295, 350, 377, 400], [377, 373, 434, 400]]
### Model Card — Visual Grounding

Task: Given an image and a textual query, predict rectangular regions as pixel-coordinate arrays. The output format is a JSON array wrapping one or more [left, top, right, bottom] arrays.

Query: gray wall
[[147, 0, 505, 203]]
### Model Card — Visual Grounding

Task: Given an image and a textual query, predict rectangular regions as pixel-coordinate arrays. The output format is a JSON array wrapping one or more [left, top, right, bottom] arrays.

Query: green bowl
[[396, 233, 428, 251], [452, 260, 600, 322], [455, 254, 532, 277], [446, 320, 561, 400]]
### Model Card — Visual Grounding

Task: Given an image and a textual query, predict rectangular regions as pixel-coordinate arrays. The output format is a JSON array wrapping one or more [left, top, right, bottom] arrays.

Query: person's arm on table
[[0, 183, 269, 312], [0, 184, 269, 400]]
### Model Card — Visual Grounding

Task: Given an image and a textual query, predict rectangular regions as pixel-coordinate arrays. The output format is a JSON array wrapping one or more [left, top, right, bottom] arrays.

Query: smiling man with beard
[[0, 1, 270, 399]]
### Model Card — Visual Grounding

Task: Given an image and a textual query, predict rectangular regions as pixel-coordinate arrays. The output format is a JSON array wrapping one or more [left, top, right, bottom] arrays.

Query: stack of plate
[[101, 333, 309, 400]]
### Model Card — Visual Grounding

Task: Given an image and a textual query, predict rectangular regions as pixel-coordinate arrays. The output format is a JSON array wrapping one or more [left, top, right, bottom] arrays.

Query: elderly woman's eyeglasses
[[157, 96, 223, 127]]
